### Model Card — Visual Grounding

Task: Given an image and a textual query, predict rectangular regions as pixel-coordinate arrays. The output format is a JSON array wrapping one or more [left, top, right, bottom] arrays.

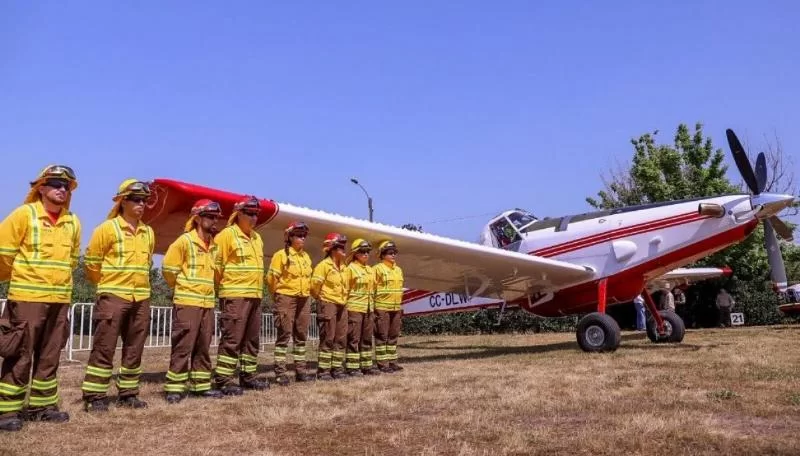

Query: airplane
[[141, 128, 797, 353]]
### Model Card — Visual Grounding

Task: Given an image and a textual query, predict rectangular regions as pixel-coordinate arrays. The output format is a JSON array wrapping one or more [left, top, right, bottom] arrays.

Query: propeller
[[725, 128, 795, 292]]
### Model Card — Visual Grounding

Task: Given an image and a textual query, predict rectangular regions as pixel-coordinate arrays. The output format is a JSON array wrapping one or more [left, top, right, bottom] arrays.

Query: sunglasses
[[44, 179, 71, 190], [383, 250, 398, 255], [241, 210, 259, 217], [200, 213, 221, 220], [125, 195, 148, 204], [355, 249, 371, 255]]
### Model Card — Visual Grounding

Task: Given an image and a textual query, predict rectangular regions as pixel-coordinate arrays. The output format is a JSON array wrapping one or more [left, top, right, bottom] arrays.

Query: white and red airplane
[[142, 129, 796, 352]]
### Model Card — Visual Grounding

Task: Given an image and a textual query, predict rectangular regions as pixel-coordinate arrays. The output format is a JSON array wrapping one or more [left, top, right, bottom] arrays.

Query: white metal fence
[[1, 299, 318, 361]]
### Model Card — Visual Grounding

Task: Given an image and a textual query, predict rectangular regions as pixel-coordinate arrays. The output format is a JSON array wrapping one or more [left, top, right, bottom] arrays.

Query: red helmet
[[191, 199, 222, 216], [322, 232, 347, 252], [233, 195, 260, 215], [285, 221, 309, 240]]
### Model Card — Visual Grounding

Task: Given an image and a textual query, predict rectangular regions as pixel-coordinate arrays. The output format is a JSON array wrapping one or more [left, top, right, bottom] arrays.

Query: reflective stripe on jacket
[[162, 230, 218, 308], [311, 257, 347, 305], [267, 247, 312, 297], [214, 224, 264, 299], [344, 262, 373, 313], [0, 201, 81, 303], [84, 216, 153, 302], [373, 262, 403, 311]]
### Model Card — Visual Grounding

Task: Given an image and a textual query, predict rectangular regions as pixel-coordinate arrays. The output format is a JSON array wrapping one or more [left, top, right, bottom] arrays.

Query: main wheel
[[576, 312, 621, 352], [646, 310, 685, 343]]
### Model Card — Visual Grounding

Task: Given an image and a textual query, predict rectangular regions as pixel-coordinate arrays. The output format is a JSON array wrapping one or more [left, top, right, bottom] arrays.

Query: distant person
[[716, 289, 735, 327], [633, 294, 646, 331], [673, 288, 687, 321], [660, 285, 675, 312], [0, 165, 80, 431]]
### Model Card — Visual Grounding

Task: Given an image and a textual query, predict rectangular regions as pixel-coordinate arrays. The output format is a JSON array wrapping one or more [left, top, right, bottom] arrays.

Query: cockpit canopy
[[480, 209, 537, 248]]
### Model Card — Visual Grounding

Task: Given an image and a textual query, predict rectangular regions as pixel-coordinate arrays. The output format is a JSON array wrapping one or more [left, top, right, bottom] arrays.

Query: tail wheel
[[646, 310, 685, 343], [576, 312, 621, 352]]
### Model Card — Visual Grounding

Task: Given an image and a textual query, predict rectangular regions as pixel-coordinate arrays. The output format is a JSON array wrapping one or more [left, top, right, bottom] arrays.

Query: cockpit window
[[488, 210, 537, 248], [507, 210, 537, 230]]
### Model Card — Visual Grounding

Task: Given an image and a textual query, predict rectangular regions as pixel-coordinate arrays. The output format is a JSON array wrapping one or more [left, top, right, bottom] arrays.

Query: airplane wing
[[645, 267, 732, 292], [143, 178, 596, 302]]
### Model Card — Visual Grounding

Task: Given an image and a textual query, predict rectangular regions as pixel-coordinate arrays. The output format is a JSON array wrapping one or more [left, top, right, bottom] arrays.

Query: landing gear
[[646, 310, 685, 343], [576, 312, 621, 352], [641, 291, 685, 343]]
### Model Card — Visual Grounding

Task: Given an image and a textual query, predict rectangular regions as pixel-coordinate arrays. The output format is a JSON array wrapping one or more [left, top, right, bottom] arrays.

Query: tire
[[646, 310, 685, 343], [576, 312, 621, 352]]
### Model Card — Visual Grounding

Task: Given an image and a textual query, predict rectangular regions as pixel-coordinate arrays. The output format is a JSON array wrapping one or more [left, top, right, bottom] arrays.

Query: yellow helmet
[[24, 164, 78, 208], [377, 239, 398, 257], [106, 179, 152, 219], [346, 238, 371, 263]]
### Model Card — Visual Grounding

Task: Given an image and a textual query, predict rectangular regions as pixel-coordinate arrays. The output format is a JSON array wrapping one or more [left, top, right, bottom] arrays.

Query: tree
[[587, 123, 736, 208], [401, 223, 423, 232]]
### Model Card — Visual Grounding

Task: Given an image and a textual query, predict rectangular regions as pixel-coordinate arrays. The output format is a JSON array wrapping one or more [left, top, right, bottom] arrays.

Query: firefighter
[[161, 199, 225, 403], [0, 165, 80, 432], [81, 179, 155, 412], [373, 240, 404, 372], [212, 195, 269, 393], [267, 221, 314, 385], [343, 238, 381, 376], [311, 233, 349, 380]]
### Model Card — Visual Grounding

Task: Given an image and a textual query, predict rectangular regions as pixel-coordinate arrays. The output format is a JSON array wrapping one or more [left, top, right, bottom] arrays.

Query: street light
[[350, 177, 374, 222]]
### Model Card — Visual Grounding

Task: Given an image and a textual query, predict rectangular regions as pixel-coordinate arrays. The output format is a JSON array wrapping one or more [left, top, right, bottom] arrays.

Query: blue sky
[[1, 1, 798, 248]]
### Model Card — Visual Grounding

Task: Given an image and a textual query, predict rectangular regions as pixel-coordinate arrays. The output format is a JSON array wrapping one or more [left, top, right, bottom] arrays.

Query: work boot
[[0, 416, 22, 432], [192, 389, 224, 399], [379, 365, 394, 374], [165, 393, 184, 404], [362, 367, 381, 376], [389, 363, 404, 372], [295, 373, 315, 383], [317, 371, 333, 381], [220, 385, 243, 396], [347, 369, 363, 377], [274, 374, 291, 386], [117, 395, 148, 409], [23, 407, 69, 423], [332, 369, 348, 380], [241, 378, 269, 391], [84, 399, 109, 412]]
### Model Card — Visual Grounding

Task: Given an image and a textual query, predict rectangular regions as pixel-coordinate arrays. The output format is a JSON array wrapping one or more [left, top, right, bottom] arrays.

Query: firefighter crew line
[[0, 165, 405, 432]]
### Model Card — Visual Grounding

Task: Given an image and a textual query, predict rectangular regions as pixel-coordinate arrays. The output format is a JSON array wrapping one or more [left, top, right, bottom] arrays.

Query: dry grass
[[2, 326, 800, 455]]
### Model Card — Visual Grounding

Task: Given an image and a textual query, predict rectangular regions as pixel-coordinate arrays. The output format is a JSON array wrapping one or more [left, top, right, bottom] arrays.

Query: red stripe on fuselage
[[532, 212, 707, 257]]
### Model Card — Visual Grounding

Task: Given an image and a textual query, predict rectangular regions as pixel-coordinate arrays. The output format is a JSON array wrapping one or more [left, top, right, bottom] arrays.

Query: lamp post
[[350, 178, 374, 222]]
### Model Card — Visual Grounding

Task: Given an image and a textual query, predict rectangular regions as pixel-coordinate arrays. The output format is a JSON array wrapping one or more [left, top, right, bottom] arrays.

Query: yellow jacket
[[310, 257, 347, 305], [343, 262, 373, 313], [84, 216, 154, 302], [0, 201, 81, 303], [267, 247, 313, 297], [162, 230, 218, 308], [374, 261, 404, 311], [214, 224, 264, 299]]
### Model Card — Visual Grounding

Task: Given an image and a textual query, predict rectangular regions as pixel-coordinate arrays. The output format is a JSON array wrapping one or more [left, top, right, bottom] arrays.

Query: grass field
[[2, 326, 800, 455]]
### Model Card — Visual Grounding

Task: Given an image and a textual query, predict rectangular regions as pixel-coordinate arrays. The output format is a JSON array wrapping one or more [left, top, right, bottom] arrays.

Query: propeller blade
[[769, 215, 794, 241], [755, 152, 767, 194], [764, 219, 788, 292], [726, 128, 760, 194]]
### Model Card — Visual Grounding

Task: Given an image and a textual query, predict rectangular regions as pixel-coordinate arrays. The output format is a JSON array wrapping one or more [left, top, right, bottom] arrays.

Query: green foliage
[[587, 123, 738, 209], [402, 308, 577, 335], [402, 223, 423, 232]]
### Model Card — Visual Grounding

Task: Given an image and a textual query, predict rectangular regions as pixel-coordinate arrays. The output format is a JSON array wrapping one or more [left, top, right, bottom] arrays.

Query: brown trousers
[[346, 310, 374, 371], [0, 301, 69, 418], [273, 294, 310, 376], [213, 298, 261, 387], [164, 305, 214, 394], [374, 309, 402, 368], [81, 294, 151, 401], [317, 301, 347, 374]]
